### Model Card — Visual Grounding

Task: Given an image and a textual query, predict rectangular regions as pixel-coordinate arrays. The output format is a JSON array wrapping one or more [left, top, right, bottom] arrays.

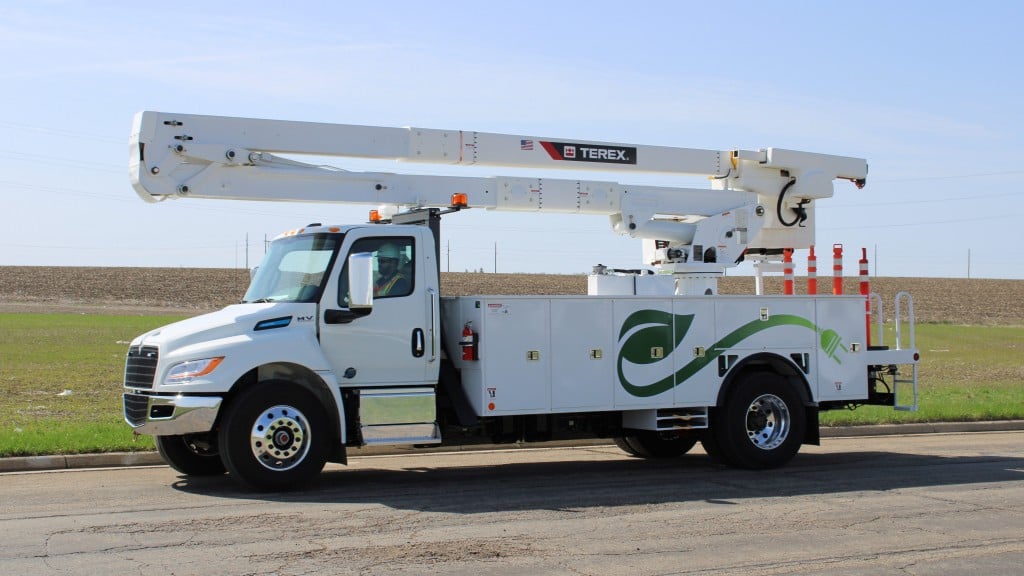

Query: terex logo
[[539, 141, 636, 165], [581, 147, 627, 161]]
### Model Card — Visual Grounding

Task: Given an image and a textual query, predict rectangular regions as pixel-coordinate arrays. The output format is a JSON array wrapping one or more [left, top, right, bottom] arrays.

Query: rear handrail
[[894, 291, 915, 351]]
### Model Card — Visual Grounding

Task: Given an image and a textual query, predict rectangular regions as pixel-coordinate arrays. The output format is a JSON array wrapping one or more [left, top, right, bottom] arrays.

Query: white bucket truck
[[123, 112, 918, 489]]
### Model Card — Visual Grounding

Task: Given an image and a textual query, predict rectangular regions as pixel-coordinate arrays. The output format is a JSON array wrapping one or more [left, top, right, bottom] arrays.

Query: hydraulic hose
[[776, 178, 808, 227]]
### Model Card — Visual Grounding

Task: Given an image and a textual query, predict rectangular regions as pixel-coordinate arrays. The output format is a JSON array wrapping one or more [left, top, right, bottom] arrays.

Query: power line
[[0, 120, 123, 144], [830, 189, 1022, 208], [0, 241, 243, 251], [0, 180, 135, 202], [0, 149, 123, 174], [825, 212, 1022, 231], [871, 170, 1024, 183]]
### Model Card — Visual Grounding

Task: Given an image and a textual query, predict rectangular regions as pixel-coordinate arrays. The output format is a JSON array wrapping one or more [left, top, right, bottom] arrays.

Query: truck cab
[[125, 224, 443, 488]]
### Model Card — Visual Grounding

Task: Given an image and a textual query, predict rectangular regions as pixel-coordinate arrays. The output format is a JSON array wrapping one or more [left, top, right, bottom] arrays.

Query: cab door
[[319, 228, 435, 387]]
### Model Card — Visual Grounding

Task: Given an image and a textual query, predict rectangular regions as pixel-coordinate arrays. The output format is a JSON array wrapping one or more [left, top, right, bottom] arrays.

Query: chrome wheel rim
[[250, 405, 310, 471], [745, 394, 790, 450]]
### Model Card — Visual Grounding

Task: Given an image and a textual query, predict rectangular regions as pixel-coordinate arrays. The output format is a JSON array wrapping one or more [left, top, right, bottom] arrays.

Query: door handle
[[427, 287, 438, 362], [411, 328, 425, 358]]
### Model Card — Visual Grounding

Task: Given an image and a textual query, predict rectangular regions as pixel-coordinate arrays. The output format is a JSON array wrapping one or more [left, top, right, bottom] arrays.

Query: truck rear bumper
[[123, 393, 222, 436]]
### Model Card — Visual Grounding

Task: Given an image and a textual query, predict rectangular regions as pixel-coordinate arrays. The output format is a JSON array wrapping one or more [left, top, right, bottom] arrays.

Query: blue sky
[[2, 1, 1021, 278]]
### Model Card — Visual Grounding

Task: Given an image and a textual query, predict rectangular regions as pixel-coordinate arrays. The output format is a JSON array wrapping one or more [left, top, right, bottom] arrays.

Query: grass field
[[820, 324, 1023, 425], [0, 314, 181, 456], [0, 312, 1020, 457]]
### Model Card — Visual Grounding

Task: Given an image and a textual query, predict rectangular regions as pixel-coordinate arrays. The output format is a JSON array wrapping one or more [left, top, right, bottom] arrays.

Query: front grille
[[123, 393, 149, 427], [124, 345, 159, 390]]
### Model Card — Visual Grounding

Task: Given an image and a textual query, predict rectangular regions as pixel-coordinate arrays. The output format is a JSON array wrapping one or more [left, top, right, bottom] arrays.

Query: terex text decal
[[540, 141, 637, 165]]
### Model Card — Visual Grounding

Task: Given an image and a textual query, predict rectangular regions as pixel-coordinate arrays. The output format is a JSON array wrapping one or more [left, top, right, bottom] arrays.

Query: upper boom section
[[132, 111, 730, 179], [130, 111, 867, 274]]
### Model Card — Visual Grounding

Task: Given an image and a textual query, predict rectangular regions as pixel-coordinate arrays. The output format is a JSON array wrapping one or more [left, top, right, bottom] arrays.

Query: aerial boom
[[130, 111, 867, 275]]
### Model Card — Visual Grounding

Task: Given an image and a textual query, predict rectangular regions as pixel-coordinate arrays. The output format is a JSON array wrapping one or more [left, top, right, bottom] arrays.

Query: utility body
[[123, 112, 919, 489]]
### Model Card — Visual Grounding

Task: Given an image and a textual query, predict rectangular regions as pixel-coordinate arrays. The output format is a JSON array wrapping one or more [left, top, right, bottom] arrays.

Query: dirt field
[[0, 266, 1021, 325]]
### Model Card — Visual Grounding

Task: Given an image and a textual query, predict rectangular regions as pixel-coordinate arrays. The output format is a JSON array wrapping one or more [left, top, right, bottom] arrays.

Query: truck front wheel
[[155, 433, 226, 476], [218, 380, 329, 490], [710, 372, 805, 469]]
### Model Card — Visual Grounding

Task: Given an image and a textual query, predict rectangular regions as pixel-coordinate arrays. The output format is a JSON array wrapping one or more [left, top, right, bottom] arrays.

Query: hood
[[135, 303, 318, 351]]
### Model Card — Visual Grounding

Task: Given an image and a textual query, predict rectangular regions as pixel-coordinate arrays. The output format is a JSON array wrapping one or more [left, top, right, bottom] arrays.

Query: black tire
[[710, 371, 806, 469], [613, 436, 642, 456], [218, 380, 330, 490], [155, 433, 226, 476], [614, 430, 698, 458], [699, 420, 734, 466]]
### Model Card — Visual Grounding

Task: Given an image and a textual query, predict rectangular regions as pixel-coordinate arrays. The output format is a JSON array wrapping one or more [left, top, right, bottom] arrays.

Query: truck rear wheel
[[615, 431, 698, 458], [699, 424, 733, 466], [710, 371, 805, 469], [218, 380, 329, 490], [155, 433, 226, 476]]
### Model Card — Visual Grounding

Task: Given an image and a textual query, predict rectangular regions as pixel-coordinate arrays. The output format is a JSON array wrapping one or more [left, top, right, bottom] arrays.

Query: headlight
[[166, 357, 225, 382]]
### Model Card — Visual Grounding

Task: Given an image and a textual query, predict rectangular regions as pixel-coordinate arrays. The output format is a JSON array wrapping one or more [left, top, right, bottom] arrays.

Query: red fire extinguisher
[[460, 322, 477, 361]]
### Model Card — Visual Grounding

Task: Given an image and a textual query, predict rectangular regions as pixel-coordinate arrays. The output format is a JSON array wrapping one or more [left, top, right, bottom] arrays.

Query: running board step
[[622, 407, 709, 431]]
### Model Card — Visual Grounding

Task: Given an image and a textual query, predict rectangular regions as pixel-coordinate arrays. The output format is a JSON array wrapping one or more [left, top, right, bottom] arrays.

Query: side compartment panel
[[671, 299, 718, 405], [713, 298, 817, 351], [814, 297, 868, 401], [478, 299, 550, 414], [613, 299, 675, 408], [551, 299, 615, 410]]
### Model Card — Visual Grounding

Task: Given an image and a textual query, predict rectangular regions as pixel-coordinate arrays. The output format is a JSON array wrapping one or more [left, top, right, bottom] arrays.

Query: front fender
[[149, 324, 348, 445], [152, 325, 327, 394]]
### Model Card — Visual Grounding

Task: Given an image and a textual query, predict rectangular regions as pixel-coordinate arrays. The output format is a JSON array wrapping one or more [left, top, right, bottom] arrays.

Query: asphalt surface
[[2, 429, 1022, 575], [1, 420, 1022, 473]]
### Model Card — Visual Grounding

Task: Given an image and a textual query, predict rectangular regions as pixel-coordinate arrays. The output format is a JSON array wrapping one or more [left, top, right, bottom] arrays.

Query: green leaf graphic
[[617, 310, 694, 396], [617, 310, 693, 366], [618, 312, 829, 398]]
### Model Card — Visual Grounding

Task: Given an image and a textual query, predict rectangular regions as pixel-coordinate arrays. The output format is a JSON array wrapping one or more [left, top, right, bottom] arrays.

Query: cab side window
[[338, 237, 414, 305]]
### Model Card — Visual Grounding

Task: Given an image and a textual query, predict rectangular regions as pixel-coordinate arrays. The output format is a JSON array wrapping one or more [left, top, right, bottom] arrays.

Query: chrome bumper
[[123, 393, 222, 436]]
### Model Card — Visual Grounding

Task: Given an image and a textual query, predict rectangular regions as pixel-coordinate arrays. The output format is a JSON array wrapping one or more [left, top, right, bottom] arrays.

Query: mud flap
[[804, 406, 820, 446], [439, 359, 477, 427]]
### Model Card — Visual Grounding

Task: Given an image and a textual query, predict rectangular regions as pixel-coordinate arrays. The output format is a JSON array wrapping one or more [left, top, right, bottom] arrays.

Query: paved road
[[2, 432, 1022, 575]]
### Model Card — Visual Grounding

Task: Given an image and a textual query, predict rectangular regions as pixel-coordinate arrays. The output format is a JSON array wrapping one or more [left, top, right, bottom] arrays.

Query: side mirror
[[348, 252, 374, 310], [249, 266, 259, 280]]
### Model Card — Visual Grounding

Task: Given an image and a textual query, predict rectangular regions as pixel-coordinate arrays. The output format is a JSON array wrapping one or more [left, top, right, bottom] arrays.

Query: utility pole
[[447, 240, 450, 273], [494, 242, 497, 273], [968, 248, 971, 279], [245, 233, 249, 269]]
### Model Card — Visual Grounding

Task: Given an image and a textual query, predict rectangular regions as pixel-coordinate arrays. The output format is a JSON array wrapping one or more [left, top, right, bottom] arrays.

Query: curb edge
[[2, 420, 1022, 474]]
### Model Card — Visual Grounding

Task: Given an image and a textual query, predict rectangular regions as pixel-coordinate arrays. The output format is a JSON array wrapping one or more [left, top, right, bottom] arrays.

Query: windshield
[[242, 233, 341, 303]]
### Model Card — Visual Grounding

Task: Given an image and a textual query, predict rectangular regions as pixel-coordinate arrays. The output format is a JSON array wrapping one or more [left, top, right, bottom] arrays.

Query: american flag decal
[[520, 139, 534, 150]]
